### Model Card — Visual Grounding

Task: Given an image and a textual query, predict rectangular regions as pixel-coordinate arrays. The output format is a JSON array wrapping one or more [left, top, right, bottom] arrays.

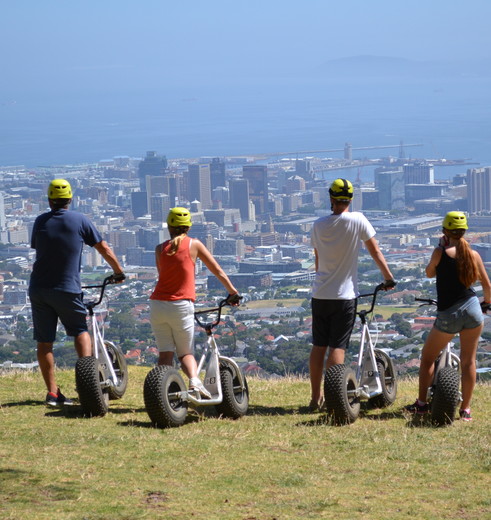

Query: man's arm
[[364, 237, 394, 282], [93, 240, 124, 275]]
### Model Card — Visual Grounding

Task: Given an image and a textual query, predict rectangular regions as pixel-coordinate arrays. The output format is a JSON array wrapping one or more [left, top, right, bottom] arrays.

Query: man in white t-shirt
[[309, 178, 395, 411]]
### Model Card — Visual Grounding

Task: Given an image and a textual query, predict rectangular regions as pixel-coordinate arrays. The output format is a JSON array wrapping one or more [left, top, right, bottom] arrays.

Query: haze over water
[[2, 76, 491, 178]]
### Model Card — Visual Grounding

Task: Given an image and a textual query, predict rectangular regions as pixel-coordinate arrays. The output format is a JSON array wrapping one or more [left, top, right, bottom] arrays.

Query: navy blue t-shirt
[[30, 209, 102, 293]]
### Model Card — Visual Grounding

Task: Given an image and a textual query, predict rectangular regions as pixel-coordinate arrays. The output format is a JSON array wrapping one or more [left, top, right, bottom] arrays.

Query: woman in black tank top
[[405, 212, 491, 421]]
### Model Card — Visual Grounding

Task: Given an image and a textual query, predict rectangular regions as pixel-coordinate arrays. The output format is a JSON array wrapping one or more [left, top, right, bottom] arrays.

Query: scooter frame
[[414, 297, 462, 425], [75, 275, 128, 416], [324, 283, 398, 424], [144, 298, 249, 428]]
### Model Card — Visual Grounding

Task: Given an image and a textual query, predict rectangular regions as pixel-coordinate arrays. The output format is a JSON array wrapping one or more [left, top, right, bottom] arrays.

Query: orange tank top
[[150, 236, 196, 302]]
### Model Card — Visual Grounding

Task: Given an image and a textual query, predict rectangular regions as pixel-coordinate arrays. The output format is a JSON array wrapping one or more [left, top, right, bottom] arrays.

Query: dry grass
[[1, 368, 490, 519]]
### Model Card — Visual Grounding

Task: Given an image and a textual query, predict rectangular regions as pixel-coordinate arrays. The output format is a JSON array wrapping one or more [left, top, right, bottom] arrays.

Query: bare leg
[[459, 324, 482, 410], [418, 327, 454, 402], [326, 347, 345, 369], [309, 346, 327, 402], [158, 351, 174, 366], [74, 331, 92, 357], [179, 353, 198, 379], [37, 342, 57, 394]]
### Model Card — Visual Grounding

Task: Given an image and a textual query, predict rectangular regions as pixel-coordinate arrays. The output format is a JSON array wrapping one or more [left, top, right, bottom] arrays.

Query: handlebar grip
[[107, 273, 126, 284], [226, 293, 242, 306]]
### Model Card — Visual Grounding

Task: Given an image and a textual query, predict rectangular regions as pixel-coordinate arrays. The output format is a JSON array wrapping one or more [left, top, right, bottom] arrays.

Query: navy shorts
[[311, 298, 357, 350], [29, 287, 88, 343], [434, 296, 483, 334]]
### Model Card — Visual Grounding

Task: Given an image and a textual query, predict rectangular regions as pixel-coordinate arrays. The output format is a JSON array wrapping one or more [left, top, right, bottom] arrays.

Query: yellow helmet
[[167, 207, 192, 228], [442, 211, 468, 231], [48, 179, 72, 199], [329, 178, 353, 200]]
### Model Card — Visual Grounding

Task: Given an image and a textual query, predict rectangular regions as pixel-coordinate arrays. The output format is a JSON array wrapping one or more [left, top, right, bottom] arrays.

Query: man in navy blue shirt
[[30, 179, 125, 406]]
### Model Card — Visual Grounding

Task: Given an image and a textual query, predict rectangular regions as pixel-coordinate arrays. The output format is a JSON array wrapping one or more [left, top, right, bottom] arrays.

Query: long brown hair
[[455, 236, 479, 287], [166, 226, 189, 256]]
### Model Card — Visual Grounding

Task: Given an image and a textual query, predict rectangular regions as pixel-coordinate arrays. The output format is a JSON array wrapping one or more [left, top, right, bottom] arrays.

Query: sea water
[[1, 76, 491, 178]]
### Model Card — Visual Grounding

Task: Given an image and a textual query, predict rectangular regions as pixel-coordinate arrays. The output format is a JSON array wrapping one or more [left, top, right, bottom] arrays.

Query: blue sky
[[2, 1, 491, 94]]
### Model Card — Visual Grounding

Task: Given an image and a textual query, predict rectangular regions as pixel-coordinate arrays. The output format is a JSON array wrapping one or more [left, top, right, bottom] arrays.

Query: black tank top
[[436, 247, 475, 311]]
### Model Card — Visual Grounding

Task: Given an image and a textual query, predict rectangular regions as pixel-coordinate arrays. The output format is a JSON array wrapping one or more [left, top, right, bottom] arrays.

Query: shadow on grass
[[296, 408, 406, 427], [44, 405, 146, 419], [117, 406, 215, 429], [248, 404, 301, 416], [0, 399, 45, 407]]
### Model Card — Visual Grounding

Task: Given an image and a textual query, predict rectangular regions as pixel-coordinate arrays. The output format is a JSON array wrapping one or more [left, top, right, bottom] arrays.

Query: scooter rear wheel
[[431, 365, 460, 426], [144, 366, 188, 428], [75, 356, 109, 417], [216, 365, 249, 419], [324, 364, 360, 425]]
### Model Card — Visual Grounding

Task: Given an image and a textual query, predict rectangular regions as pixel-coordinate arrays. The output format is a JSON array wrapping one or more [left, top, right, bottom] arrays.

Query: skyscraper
[[188, 164, 212, 209], [229, 178, 250, 221], [210, 157, 226, 190], [243, 165, 268, 216], [375, 168, 405, 210], [0, 192, 6, 230], [403, 162, 434, 184], [138, 151, 167, 190], [150, 193, 171, 223], [467, 167, 491, 213], [131, 191, 148, 218]]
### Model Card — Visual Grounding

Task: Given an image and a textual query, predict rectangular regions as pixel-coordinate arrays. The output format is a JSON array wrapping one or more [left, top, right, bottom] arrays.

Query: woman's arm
[[425, 247, 443, 278], [195, 240, 238, 295]]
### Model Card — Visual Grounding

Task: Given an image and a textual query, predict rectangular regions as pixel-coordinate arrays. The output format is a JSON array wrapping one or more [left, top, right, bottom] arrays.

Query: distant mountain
[[318, 55, 491, 79]]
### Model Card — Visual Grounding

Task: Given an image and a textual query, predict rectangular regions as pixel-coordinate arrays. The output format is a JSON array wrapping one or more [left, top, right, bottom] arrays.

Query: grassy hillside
[[1, 367, 490, 520]]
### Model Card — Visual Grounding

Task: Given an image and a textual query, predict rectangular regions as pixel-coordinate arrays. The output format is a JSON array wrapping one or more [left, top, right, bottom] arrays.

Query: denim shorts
[[434, 296, 483, 334], [29, 287, 88, 342]]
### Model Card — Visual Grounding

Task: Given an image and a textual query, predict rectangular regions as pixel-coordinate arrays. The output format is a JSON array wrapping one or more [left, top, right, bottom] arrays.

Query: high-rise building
[[150, 193, 171, 223], [212, 186, 229, 208], [467, 167, 491, 213], [243, 165, 268, 216], [229, 178, 251, 221], [375, 169, 405, 210], [163, 173, 183, 207], [188, 164, 212, 209], [0, 192, 6, 230], [138, 151, 167, 190], [210, 158, 226, 190], [403, 162, 434, 184], [131, 191, 148, 218]]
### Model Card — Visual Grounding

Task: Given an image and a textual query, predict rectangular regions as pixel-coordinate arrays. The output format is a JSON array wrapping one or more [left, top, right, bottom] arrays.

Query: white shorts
[[150, 299, 195, 357]]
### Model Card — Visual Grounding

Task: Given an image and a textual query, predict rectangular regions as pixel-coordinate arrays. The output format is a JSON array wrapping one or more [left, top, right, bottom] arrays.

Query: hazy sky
[[2, 1, 491, 94]]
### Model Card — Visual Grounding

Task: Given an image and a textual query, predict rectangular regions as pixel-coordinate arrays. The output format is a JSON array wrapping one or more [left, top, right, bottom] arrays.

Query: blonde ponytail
[[166, 229, 188, 256], [456, 238, 479, 287]]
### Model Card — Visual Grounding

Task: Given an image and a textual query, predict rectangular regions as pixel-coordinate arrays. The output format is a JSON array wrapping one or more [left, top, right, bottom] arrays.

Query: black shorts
[[311, 298, 357, 350]]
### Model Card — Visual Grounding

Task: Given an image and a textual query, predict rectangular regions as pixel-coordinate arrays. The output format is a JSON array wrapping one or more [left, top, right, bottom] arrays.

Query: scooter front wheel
[[75, 356, 109, 417], [368, 351, 398, 408], [104, 341, 128, 400], [431, 366, 460, 426], [216, 365, 249, 419], [324, 364, 360, 425], [144, 366, 188, 428]]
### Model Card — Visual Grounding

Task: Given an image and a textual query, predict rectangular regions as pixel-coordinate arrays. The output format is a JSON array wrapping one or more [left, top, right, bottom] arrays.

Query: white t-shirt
[[311, 211, 375, 300]]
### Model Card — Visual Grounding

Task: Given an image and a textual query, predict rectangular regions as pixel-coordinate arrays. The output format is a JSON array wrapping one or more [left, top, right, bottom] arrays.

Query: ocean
[[1, 76, 491, 181]]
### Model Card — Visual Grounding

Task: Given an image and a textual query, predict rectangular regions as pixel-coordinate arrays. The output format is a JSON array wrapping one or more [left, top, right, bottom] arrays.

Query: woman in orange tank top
[[149, 207, 240, 398]]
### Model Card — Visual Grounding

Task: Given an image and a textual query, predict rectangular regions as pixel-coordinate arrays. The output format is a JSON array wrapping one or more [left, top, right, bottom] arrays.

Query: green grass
[[1, 368, 490, 519]]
